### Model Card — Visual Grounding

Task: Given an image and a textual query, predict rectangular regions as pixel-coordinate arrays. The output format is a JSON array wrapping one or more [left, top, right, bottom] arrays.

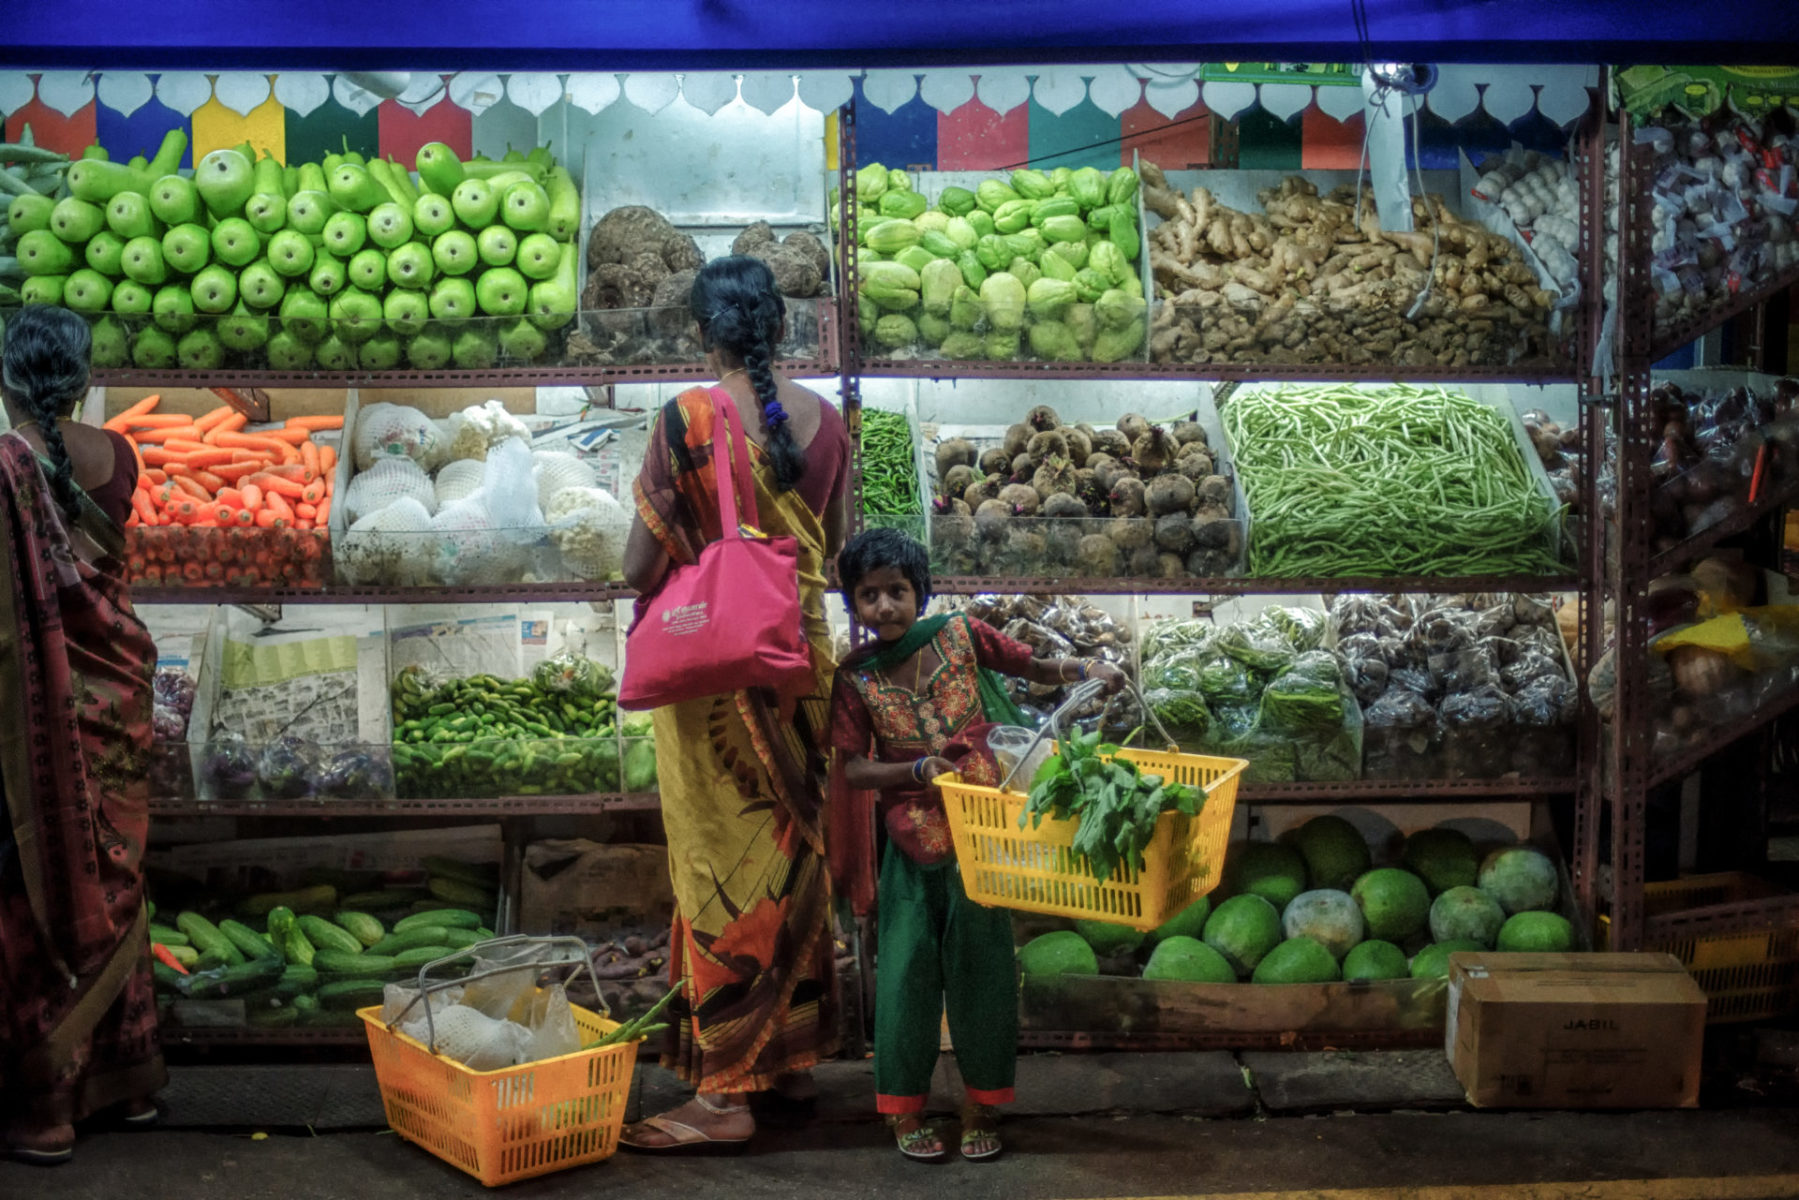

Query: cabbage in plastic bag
[[352, 402, 446, 472], [343, 456, 437, 525], [434, 458, 486, 508]]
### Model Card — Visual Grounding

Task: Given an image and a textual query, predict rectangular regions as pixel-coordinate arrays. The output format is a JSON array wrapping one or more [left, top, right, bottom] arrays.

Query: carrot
[[170, 475, 212, 501], [240, 483, 263, 510], [151, 943, 189, 975], [105, 395, 162, 427], [284, 415, 344, 431], [160, 437, 212, 456], [296, 502, 318, 520], [250, 472, 307, 500], [117, 414, 195, 431], [190, 469, 226, 493], [300, 480, 325, 506], [209, 462, 263, 483], [314, 497, 331, 526], [299, 440, 320, 479], [193, 406, 236, 433], [174, 448, 235, 470], [261, 427, 313, 445], [143, 468, 168, 485], [131, 492, 159, 527], [214, 432, 298, 463], [318, 445, 338, 477], [133, 425, 203, 445], [255, 509, 282, 529], [140, 447, 180, 468], [263, 463, 314, 485], [204, 413, 249, 441]]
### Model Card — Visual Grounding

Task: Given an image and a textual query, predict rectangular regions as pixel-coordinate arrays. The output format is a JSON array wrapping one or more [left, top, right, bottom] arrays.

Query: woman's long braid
[[691, 257, 804, 492], [2, 306, 91, 521]]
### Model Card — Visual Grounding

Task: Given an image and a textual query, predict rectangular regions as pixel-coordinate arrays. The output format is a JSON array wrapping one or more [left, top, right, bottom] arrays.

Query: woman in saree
[[0, 306, 165, 1164], [619, 257, 849, 1153]]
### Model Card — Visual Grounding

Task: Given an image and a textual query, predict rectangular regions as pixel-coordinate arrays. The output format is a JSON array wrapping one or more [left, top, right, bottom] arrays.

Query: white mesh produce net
[[352, 402, 447, 472], [342, 456, 438, 525], [546, 486, 632, 580], [533, 450, 599, 511]]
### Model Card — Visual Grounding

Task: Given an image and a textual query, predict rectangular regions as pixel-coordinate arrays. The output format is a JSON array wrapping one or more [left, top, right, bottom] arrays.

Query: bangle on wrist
[[912, 758, 927, 783]]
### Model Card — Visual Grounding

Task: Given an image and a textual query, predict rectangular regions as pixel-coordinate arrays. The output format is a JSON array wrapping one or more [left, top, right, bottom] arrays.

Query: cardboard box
[[1447, 953, 1707, 1109], [519, 841, 674, 939]]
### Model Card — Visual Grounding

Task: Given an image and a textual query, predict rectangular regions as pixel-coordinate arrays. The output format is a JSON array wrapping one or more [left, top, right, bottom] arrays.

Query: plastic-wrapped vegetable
[[623, 740, 659, 792], [204, 732, 258, 799], [256, 736, 318, 800], [1214, 625, 1293, 674], [1259, 607, 1327, 652], [154, 668, 197, 718], [1363, 688, 1439, 781], [152, 704, 187, 743], [1195, 653, 1259, 704], [318, 748, 395, 800], [1143, 687, 1211, 743], [1259, 652, 1346, 735], [533, 652, 616, 703], [1439, 685, 1513, 779]]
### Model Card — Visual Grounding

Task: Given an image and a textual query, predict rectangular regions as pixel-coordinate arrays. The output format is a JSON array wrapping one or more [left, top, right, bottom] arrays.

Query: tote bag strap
[[707, 388, 763, 534]]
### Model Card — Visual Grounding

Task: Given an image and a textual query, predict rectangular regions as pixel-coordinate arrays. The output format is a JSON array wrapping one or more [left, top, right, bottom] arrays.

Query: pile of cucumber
[[149, 857, 499, 1029]]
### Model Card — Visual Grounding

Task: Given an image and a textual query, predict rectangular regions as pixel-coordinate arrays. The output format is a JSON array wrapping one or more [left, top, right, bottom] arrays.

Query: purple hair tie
[[763, 399, 789, 427]]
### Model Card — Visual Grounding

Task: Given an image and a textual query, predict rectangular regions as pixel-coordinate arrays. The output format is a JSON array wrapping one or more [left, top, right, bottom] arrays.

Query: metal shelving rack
[[122, 90, 1647, 1049], [1598, 107, 1799, 955]]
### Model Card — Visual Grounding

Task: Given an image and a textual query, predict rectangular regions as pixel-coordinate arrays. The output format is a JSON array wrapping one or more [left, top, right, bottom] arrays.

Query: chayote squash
[[878, 189, 927, 221], [864, 219, 921, 256], [1041, 214, 1089, 244], [1069, 166, 1107, 211], [955, 250, 988, 290], [1008, 257, 1042, 289], [938, 186, 977, 217], [1010, 168, 1054, 200], [920, 258, 962, 317], [979, 272, 1027, 333], [1026, 277, 1078, 322], [943, 216, 979, 251], [976, 180, 1019, 213], [873, 312, 919, 350], [949, 284, 983, 331], [1107, 166, 1140, 206], [992, 199, 1035, 235]]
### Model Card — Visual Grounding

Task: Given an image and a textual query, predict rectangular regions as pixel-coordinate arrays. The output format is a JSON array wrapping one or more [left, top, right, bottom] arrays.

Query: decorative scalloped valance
[[0, 64, 1601, 124]]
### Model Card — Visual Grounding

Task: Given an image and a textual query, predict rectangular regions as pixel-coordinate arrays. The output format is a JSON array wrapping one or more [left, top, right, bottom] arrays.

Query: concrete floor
[[8, 1109, 1799, 1200]]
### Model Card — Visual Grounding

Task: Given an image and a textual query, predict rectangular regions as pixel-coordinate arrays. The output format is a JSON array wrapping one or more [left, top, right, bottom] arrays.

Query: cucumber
[[298, 914, 364, 956], [395, 907, 481, 933], [148, 923, 190, 947], [314, 949, 399, 979], [248, 1004, 301, 1029], [219, 918, 282, 963], [317, 978, 387, 1012], [423, 856, 500, 890], [368, 926, 453, 957], [238, 884, 337, 918], [394, 945, 455, 969], [338, 888, 427, 912], [282, 924, 316, 968], [428, 877, 498, 909], [438, 927, 489, 950], [194, 948, 234, 972], [292, 993, 320, 1015], [244, 964, 319, 1004], [151, 962, 185, 993], [166, 944, 200, 967], [181, 956, 285, 999], [334, 911, 386, 948], [176, 912, 245, 966]]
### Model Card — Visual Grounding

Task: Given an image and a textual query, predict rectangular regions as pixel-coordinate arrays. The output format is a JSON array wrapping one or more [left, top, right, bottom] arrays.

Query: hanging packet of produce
[[1214, 625, 1294, 675], [1257, 606, 1328, 653], [532, 651, 616, 702], [1259, 652, 1348, 736]]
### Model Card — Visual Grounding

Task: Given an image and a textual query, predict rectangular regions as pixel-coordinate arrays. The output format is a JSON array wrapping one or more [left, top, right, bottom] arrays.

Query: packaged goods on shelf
[[1139, 165, 1562, 369], [334, 393, 630, 586], [840, 163, 1150, 364], [923, 402, 1244, 582], [1643, 601, 1799, 764], [1220, 383, 1565, 579], [1623, 111, 1799, 345], [386, 609, 647, 799], [1644, 375, 1799, 554], [568, 202, 832, 367], [1466, 147, 1582, 299], [1335, 592, 1577, 781], [1133, 605, 1359, 784], [187, 607, 392, 803], [152, 657, 199, 798]]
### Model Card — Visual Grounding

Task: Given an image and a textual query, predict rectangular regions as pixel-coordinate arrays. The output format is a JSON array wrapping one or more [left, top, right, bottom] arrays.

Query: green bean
[[1223, 383, 1564, 579], [858, 409, 922, 519]]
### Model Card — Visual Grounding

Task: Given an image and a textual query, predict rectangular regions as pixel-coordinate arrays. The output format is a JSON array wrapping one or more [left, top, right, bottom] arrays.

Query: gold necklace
[[717, 367, 746, 387]]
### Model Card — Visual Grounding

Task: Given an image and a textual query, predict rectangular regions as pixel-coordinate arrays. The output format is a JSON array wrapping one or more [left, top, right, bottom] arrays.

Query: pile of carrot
[[106, 395, 342, 533], [110, 395, 342, 590]]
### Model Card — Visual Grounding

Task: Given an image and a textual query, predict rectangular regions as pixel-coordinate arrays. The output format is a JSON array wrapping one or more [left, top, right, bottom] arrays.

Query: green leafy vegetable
[[1022, 730, 1205, 885]]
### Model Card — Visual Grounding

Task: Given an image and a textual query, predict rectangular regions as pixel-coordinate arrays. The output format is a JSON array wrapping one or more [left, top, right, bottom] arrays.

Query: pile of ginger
[[1140, 161, 1561, 368]]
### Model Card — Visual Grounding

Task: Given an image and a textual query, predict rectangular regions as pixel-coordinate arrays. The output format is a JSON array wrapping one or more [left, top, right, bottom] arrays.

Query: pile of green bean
[[1221, 384, 1565, 578], [859, 408, 922, 517]]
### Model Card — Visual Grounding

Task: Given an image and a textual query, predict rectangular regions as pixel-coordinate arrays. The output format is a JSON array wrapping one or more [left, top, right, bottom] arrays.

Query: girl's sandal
[[960, 1106, 1003, 1162], [888, 1114, 947, 1163]]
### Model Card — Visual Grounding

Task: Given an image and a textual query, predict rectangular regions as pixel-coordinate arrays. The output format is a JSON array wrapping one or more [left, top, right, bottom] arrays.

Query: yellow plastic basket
[[940, 745, 1246, 932], [1600, 872, 1799, 1024]]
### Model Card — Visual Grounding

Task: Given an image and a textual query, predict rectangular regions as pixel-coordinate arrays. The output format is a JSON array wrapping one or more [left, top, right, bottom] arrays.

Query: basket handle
[[994, 676, 1182, 793], [384, 934, 607, 1057]]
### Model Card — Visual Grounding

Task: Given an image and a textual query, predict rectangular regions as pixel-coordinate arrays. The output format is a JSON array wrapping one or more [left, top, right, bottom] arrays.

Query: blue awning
[[6, 0, 1798, 71]]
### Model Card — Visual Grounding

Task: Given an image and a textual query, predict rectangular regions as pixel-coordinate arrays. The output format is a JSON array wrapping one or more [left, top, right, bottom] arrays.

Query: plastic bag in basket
[[533, 451, 599, 511], [339, 497, 433, 585], [435, 458, 486, 508], [481, 439, 545, 538], [343, 456, 437, 525], [431, 495, 528, 585], [352, 402, 446, 472]]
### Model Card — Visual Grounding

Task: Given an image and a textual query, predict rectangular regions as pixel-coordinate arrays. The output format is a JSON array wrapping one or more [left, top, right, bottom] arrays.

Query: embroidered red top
[[829, 613, 1034, 870]]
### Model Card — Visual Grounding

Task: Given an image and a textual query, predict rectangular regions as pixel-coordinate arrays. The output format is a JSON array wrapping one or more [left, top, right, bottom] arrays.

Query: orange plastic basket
[[357, 995, 637, 1186], [940, 745, 1245, 932]]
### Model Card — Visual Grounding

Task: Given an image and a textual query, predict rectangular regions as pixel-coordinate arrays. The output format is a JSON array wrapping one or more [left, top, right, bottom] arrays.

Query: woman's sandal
[[960, 1106, 1003, 1162], [118, 1099, 161, 1128], [6, 1124, 75, 1167], [888, 1114, 947, 1163], [619, 1095, 752, 1156]]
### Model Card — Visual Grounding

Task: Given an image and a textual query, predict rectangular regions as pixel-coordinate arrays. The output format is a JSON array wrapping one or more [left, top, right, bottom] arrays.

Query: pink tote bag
[[618, 391, 814, 710]]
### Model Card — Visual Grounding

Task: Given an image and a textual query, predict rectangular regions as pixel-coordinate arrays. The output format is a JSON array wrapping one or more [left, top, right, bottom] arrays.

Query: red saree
[[0, 433, 164, 1128]]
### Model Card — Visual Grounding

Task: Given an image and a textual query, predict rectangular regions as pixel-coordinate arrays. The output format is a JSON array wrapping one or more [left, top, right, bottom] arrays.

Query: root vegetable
[[1093, 429, 1132, 459], [1032, 458, 1079, 497], [1108, 476, 1147, 517], [1076, 469, 1109, 514], [1133, 427, 1176, 475], [1197, 474, 1234, 512], [1087, 452, 1121, 492], [964, 476, 1003, 507], [1027, 429, 1071, 469], [1172, 421, 1209, 447], [979, 447, 1012, 477], [1154, 513, 1196, 554], [1145, 473, 1195, 516], [1064, 427, 1093, 466], [1175, 444, 1215, 481], [1042, 492, 1089, 520], [999, 483, 1041, 515], [1106, 517, 1154, 551], [1191, 504, 1238, 550], [1117, 413, 1150, 443], [934, 437, 977, 480], [1076, 534, 1121, 575], [974, 499, 1012, 540], [1026, 405, 1063, 432], [1126, 544, 1160, 576], [941, 464, 976, 499], [1003, 423, 1032, 459]]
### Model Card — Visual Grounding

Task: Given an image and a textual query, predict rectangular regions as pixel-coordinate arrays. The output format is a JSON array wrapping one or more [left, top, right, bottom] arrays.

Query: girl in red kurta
[[829, 529, 1123, 1162]]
